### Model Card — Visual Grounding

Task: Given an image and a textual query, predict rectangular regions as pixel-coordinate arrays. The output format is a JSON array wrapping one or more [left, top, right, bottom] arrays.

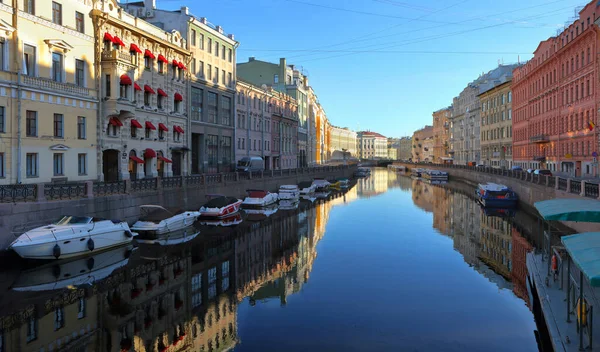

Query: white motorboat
[[199, 195, 243, 218], [244, 204, 279, 221], [278, 185, 300, 201], [242, 189, 278, 207], [279, 199, 299, 210], [10, 216, 136, 260], [312, 178, 331, 192], [300, 194, 317, 203], [298, 181, 316, 195], [136, 226, 200, 246], [12, 245, 135, 292], [132, 205, 200, 236], [199, 212, 243, 227]]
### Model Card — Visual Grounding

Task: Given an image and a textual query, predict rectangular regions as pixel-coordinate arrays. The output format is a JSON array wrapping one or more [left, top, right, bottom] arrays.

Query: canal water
[[0, 168, 546, 351]]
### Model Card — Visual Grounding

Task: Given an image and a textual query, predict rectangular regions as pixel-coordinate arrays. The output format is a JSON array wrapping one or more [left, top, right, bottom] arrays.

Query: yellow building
[[432, 107, 451, 163], [479, 80, 513, 168], [91, 1, 191, 181], [329, 125, 357, 159], [0, 0, 98, 184]]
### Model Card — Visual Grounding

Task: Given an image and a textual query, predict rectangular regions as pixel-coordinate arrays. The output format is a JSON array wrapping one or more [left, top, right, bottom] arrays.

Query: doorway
[[172, 152, 182, 176], [102, 149, 120, 182]]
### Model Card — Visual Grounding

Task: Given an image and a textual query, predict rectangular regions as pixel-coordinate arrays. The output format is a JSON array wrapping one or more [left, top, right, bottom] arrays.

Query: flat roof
[[534, 199, 600, 222], [562, 232, 600, 287]]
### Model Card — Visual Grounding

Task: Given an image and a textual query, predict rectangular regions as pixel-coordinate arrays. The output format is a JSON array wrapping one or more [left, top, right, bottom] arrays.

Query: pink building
[[512, 1, 600, 177]]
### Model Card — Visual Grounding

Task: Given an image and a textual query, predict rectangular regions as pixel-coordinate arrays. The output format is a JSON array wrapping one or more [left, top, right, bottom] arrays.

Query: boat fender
[[551, 254, 558, 272], [87, 257, 95, 270], [125, 248, 133, 258], [124, 230, 133, 238], [52, 265, 61, 278], [87, 238, 95, 251], [53, 244, 61, 259]]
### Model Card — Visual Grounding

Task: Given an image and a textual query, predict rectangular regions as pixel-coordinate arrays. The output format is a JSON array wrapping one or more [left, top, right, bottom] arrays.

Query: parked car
[[476, 163, 486, 167], [526, 169, 534, 173], [511, 166, 523, 171], [534, 169, 553, 177], [236, 157, 265, 173]]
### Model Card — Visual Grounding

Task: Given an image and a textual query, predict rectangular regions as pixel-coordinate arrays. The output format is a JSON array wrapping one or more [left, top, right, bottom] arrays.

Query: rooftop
[[359, 131, 387, 139]]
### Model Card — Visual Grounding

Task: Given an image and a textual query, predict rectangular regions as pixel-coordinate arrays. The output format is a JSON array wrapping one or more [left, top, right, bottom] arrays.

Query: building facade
[[432, 107, 452, 163], [237, 57, 310, 167], [122, 2, 238, 174], [235, 80, 272, 168], [479, 80, 514, 168], [270, 89, 299, 169], [391, 137, 412, 160], [357, 131, 387, 159], [411, 126, 433, 162], [0, 0, 98, 184], [512, 2, 599, 177], [329, 126, 357, 159], [92, 2, 190, 181]]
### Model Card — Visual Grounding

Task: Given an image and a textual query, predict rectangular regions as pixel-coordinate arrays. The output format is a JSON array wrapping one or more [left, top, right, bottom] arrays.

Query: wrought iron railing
[[185, 175, 204, 186], [0, 184, 37, 203], [547, 176, 555, 188], [93, 181, 126, 196], [161, 177, 182, 189], [131, 178, 158, 192], [558, 177, 568, 191], [571, 180, 582, 194], [584, 182, 599, 198], [44, 183, 86, 200], [224, 173, 237, 183]]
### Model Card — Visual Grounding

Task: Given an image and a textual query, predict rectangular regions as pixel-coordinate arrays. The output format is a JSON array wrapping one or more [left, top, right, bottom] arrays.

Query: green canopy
[[562, 232, 600, 287], [534, 198, 600, 222]]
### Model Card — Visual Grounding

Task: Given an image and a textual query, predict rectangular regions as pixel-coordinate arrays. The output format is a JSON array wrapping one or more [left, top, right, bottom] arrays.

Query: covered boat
[[337, 177, 350, 189], [312, 178, 330, 192], [411, 168, 424, 177], [298, 181, 316, 195], [242, 189, 278, 207], [476, 183, 518, 207], [135, 225, 200, 246], [11, 245, 134, 292], [278, 185, 300, 201], [199, 195, 243, 218], [10, 216, 136, 260], [421, 170, 448, 183], [132, 205, 200, 236], [354, 167, 370, 178]]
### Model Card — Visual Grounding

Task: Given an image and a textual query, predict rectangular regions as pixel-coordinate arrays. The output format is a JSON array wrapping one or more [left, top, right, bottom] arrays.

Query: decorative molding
[[49, 144, 71, 151], [19, 11, 94, 42], [44, 39, 74, 53], [0, 3, 14, 15], [44, 289, 85, 314], [0, 19, 15, 38]]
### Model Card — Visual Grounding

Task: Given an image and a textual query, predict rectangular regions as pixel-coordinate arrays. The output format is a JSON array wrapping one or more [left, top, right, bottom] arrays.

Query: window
[[53, 114, 63, 138], [26, 110, 37, 137], [78, 154, 87, 175], [158, 60, 164, 74], [77, 116, 86, 139], [157, 95, 164, 109], [215, 67, 219, 83], [228, 48, 232, 62], [0, 152, 4, 178], [207, 64, 212, 80], [208, 92, 217, 123], [144, 56, 151, 70], [174, 98, 181, 112], [274, 74, 279, 84], [74, 59, 85, 87], [26, 153, 37, 177], [120, 81, 128, 99], [52, 2, 62, 26], [215, 41, 219, 56], [144, 91, 150, 106], [23, 44, 35, 77], [222, 70, 225, 85], [208, 38, 212, 53], [191, 29, 196, 46], [26, 318, 37, 342], [191, 87, 203, 121], [222, 45, 225, 60], [200, 34, 204, 49], [145, 126, 151, 138], [75, 11, 84, 33], [199, 61, 204, 77], [178, 67, 183, 81], [158, 126, 164, 139], [53, 153, 64, 176], [105, 74, 111, 97], [54, 307, 64, 330], [0, 106, 4, 133], [24, 0, 35, 14], [190, 59, 196, 75], [228, 72, 232, 87], [51, 52, 62, 82], [77, 298, 86, 319], [131, 124, 137, 138], [221, 96, 231, 126]]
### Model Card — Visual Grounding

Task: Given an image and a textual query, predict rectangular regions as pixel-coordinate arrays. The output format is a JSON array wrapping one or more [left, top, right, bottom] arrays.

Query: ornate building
[[479, 78, 514, 168], [432, 107, 452, 163]]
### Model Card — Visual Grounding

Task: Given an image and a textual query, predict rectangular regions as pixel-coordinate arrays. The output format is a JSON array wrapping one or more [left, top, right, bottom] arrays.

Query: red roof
[[359, 131, 386, 138]]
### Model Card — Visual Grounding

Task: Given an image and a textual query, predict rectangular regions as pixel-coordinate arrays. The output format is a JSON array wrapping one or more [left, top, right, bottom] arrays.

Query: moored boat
[[244, 204, 279, 221], [312, 178, 330, 192], [298, 181, 316, 195], [10, 216, 136, 260], [131, 205, 200, 236], [337, 177, 350, 189], [199, 195, 243, 218], [411, 168, 424, 177], [279, 199, 299, 210], [354, 167, 370, 178], [242, 189, 278, 208], [278, 185, 300, 201], [476, 183, 518, 207], [421, 169, 448, 183], [135, 226, 200, 246]]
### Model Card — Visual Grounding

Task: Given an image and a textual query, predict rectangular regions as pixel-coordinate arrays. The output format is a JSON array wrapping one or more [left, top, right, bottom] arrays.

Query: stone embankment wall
[[0, 167, 355, 251]]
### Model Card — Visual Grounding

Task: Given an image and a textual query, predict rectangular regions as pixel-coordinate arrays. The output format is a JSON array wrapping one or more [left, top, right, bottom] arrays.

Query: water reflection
[[0, 170, 544, 351]]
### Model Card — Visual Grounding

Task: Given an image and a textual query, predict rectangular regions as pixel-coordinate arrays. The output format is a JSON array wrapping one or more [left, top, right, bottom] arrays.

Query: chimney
[[216, 25, 224, 34], [180, 6, 189, 15], [144, 0, 156, 9], [249, 57, 255, 61], [280, 58, 286, 69], [228, 34, 235, 40], [200, 17, 208, 24]]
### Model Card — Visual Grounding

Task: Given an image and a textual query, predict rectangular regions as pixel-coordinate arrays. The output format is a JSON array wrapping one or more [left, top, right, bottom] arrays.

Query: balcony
[[22, 75, 92, 97], [530, 134, 549, 143], [101, 50, 133, 65]]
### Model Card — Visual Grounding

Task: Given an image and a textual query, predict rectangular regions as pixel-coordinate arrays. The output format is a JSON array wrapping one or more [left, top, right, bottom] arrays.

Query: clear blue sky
[[157, 0, 585, 137]]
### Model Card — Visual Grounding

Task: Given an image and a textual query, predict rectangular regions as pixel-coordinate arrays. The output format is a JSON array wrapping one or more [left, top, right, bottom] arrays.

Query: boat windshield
[[52, 216, 92, 225]]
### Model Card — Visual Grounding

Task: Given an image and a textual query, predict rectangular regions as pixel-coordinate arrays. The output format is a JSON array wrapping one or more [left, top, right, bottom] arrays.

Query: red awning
[[129, 155, 144, 164], [134, 82, 142, 91], [131, 119, 143, 129], [144, 85, 155, 94], [157, 54, 168, 63], [172, 59, 179, 67], [145, 121, 156, 130], [103, 32, 113, 41], [120, 74, 132, 85], [108, 117, 123, 127], [158, 156, 172, 163], [157, 88, 168, 97], [144, 49, 155, 59], [112, 36, 125, 47], [177, 62, 186, 70], [144, 149, 156, 158], [130, 43, 142, 54], [174, 126, 185, 134], [174, 92, 183, 102], [158, 123, 169, 132]]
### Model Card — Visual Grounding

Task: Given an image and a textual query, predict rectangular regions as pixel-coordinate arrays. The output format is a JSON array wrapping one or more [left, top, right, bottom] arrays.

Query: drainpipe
[[246, 89, 250, 158], [16, 71, 21, 184]]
